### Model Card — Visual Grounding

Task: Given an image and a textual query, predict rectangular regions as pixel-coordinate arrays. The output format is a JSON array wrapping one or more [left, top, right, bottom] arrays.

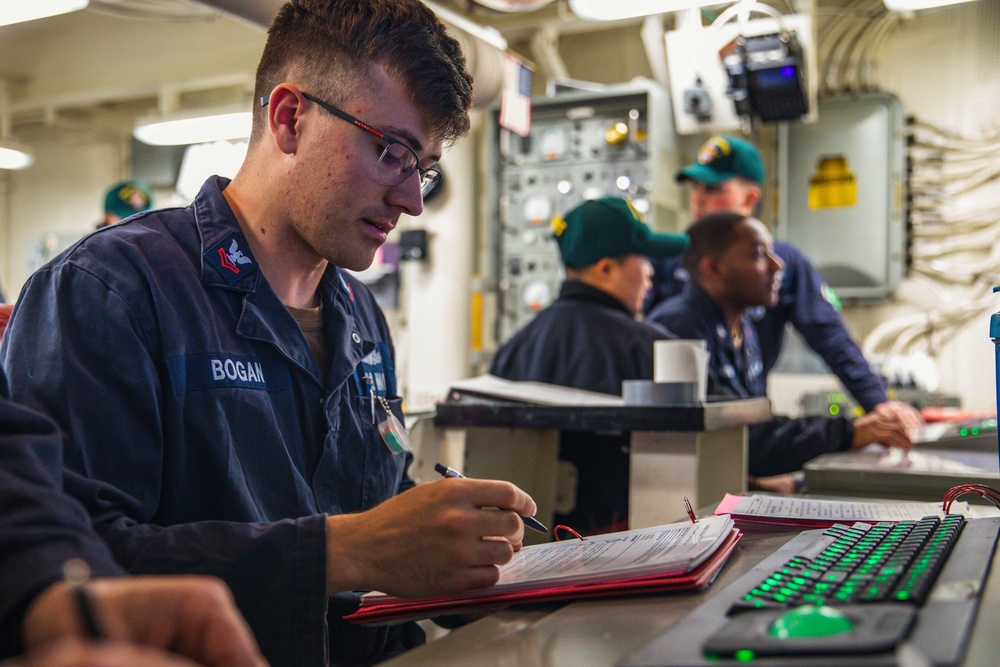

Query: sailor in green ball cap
[[492, 195, 689, 396], [99, 179, 153, 228], [490, 195, 689, 533]]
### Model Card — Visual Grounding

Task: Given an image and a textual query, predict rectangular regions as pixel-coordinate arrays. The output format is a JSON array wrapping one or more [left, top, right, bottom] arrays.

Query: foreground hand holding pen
[[18, 575, 268, 667]]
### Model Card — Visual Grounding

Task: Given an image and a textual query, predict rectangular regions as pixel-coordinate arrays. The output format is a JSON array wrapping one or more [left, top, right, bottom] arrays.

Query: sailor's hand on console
[[325, 479, 536, 598], [873, 400, 923, 442], [851, 409, 915, 451]]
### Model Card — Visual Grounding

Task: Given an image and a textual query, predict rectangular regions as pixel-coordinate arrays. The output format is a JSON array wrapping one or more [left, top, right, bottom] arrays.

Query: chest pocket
[[357, 394, 407, 508], [355, 342, 397, 397]]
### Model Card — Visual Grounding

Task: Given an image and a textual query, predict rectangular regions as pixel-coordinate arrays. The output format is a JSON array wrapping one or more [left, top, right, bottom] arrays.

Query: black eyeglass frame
[[260, 93, 440, 197]]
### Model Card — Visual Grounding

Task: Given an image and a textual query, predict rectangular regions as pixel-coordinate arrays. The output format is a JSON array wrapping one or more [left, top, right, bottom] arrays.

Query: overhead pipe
[[190, 0, 511, 107]]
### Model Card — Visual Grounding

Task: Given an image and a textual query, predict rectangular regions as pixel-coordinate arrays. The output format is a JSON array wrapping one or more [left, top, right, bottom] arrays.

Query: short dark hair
[[683, 211, 749, 279], [251, 0, 473, 145]]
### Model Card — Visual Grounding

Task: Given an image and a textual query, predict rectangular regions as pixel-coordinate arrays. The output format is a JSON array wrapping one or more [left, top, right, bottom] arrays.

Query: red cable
[[553, 525, 586, 541], [942, 484, 1000, 513]]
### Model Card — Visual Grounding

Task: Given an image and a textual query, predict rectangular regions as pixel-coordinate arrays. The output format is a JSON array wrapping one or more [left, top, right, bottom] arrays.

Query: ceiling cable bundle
[[862, 118, 1000, 363], [817, 0, 901, 95]]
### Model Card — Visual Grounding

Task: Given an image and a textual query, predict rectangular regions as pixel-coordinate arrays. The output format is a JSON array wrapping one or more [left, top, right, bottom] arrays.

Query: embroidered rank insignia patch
[[204, 233, 258, 285]]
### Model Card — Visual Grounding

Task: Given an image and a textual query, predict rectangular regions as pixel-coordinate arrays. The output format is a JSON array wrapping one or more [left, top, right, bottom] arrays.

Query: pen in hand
[[434, 463, 548, 534]]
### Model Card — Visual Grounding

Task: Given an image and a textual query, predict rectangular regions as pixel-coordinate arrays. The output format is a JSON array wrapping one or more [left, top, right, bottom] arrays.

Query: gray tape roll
[[621, 380, 698, 406]]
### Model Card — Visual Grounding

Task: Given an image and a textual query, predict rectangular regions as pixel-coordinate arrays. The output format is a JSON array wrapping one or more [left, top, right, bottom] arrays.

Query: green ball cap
[[676, 135, 765, 185], [104, 179, 153, 220], [552, 197, 689, 268]]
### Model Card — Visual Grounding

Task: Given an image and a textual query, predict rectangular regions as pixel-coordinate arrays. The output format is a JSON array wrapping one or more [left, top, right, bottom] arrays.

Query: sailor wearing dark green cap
[[100, 179, 153, 228], [676, 135, 766, 222], [677, 134, 765, 186], [491, 196, 687, 534], [554, 197, 690, 271], [646, 135, 921, 490], [648, 135, 914, 418], [491, 195, 688, 395]]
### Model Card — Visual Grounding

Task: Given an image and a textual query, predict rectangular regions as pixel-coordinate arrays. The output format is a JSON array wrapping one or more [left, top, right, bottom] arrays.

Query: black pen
[[434, 463, 548, 534], [63, 558, 105, 639]]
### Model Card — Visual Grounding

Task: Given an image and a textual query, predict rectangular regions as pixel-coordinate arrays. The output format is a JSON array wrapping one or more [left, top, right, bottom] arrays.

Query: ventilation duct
[[189, 0, 509, 107]]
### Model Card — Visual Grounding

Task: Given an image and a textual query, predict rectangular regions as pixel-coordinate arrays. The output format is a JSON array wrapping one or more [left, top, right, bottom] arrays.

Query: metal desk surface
[[382, 510, 1000, 667], [805, 440, 1000, 502]]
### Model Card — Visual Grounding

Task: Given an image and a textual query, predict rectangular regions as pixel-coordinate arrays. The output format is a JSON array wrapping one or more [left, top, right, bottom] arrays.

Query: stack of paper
[[714, 493, 968, 528], [346, 515, 740, 624], [447, 374, 624, 406]]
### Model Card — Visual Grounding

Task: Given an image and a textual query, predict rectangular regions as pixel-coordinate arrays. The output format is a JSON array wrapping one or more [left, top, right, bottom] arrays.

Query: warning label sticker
[[808, 155, 857, 210]]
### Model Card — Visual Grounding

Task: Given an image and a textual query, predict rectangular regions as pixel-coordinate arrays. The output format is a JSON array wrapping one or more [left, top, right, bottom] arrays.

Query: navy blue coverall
[[491, 280, 672, 396], [490, 280, 674, 534], [647, 283, 855, 477], [1, 177, 417, 667], [646, 241, 888, 411], [0, 369, 124, 659]]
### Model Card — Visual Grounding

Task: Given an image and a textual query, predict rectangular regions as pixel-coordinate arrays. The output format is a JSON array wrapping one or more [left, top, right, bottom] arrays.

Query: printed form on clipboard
[[714, 493, 971, 529], [346, 515, 740, 625]]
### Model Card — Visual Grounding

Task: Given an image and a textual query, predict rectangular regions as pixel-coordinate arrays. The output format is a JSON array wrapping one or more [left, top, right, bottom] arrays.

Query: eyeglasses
[[261, 93, 440, 198]]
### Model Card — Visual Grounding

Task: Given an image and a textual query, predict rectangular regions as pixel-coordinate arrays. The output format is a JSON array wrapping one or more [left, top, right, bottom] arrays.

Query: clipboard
[[346, 516, 741, 625]]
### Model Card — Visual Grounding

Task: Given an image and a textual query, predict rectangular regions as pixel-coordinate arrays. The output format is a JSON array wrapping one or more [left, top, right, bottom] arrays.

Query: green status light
[[960, 428, 969, 436], [830, 405, 840, 416], [735, 649, 756, 662]]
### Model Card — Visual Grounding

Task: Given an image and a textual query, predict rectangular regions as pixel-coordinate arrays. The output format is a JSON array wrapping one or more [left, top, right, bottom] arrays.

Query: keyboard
[[731, 515, 965, 613], [618, 516, 1000, 666]]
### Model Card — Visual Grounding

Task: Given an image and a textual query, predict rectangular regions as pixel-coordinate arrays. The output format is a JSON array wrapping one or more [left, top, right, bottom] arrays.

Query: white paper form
[[728, 494, 967, 523], [361, 515, 736, 606], [448, 374, 624, 406], [486, 515, 734, 593]]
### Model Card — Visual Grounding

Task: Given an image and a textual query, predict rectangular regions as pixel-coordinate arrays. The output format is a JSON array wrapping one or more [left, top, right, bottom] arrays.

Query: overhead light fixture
[[175, 140, 248, 200], [472, 0, 556, 11], [134, 109, 252, 146], [0, 141, 34, 170], [569, 0, 717, 21], [883, 0, 976, 10], [0, 0, 89, 27]]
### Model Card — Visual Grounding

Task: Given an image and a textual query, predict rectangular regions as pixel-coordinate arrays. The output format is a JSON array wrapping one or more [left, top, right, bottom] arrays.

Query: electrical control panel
[[488, 80, 680, 344], [777, 92, 905, 300]]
